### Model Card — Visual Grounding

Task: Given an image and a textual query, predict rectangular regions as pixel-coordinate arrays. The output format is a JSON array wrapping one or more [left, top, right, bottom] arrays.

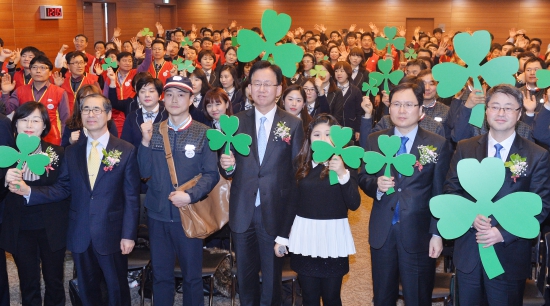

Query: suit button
[[258, 174, 263, 178], [91, 196, 93, 200], [397, 188, 402, 192], [391, 207, 395, 211]]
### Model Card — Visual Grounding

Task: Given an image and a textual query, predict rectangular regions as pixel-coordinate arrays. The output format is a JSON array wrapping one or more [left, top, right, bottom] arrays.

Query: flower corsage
[[41, 146, 59, 176], [274, 121, 291, 144], [504, 153, 527, 183], [101, 149, 122, 171], [414, 145, 438, 171]]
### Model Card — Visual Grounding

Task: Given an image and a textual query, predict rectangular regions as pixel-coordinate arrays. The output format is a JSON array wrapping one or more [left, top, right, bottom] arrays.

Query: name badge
[[434, 116, 442, 122], [185, 144, 195, 158], [47, 103, 54, 110], [125, 81, 131, 87]]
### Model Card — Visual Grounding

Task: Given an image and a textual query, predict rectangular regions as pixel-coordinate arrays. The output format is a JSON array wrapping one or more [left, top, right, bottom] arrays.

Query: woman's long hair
[[66, 85, 103, 130]]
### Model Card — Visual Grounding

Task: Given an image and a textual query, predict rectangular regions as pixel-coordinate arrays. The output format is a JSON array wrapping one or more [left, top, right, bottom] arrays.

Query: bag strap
[[159, 121, 178, 189]]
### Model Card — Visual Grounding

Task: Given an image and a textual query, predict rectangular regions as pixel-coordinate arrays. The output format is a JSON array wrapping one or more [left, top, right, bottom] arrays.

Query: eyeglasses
[[81, 107, 106, 115], [251, 82, 279, 89], [70, 61, 86, 66], [31, 65, 49, 71], [487, 106, 521, 114], [18, 118, 44, 125], [390, 102, 419, 110], [303, 87, 316, 93]]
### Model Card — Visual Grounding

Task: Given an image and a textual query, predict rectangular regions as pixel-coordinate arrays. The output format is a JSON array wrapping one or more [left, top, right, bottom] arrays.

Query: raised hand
[[69, 130, 81, 145], [414, 26, 421, 40], [94, 63, 104, 76], [141, 121, 153, 146], [286, 31, 294, 40], [136, 29, 143, 39], [436, 41, 449, 57], [113, 27, 121, 38], [222, 28, 229, 39], [522, 91, 537, 114], [319, 24, 326, 33], [59, 44, 69, 54], [398, 26, 406, 38], [113, 38, 122, 51], [53, 71, 65, 87], [361, 96, 373, 118], [134, 45, 144, 59], [191, 24, 197, 33], [358, 28, 365, 34], [230, 20, 237, 29], [207, 24, 214, 31], [1, 74, 15, 94], [144, 35, 153, 48], [0, 49, 13, 62], [130, 37, 139, 50], [155, 21, 164, 35], [465, 88, 486, 109], [509, 27, 517, 39], [106, 67, 116, 82], [349, 24, 357, 32], [12, 48, 21, 65]]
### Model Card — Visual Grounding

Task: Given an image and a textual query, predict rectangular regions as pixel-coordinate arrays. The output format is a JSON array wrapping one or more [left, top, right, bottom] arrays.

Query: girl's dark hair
[[281, 85, 311, 133], [220, 65, 240, 90], [295, 114, 339, 182], [348, 47, 366, 71], [202, 88, 233, 121], [66, 85, 103, 129], [224, 46, 238, 59], [189, 69, 212, 96], [327, 45, 340, 63], [136, 76, 163, 96], [298, 53, 316, 74], [317, 60, 338, 93], [12, 102, 51, 138]]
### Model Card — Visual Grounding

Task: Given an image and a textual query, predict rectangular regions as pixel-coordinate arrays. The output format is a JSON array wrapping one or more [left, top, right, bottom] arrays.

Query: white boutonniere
[[274, 121, 291, 144], [41, 146, 59, 176], [504, 153, 527, 183], [101, 149, 122, 171], [415, 145, 438, 171]]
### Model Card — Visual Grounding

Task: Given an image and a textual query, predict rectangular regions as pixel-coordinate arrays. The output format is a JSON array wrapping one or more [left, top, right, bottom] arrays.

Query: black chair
[[128, 194, 152, 306], [523, 232, 547, 306]]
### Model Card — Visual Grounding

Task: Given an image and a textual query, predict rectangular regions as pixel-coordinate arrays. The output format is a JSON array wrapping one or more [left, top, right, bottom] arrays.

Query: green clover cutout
[[362, 77, 379, 97], [231, 37, 239, 47], [311, 125, 364, 185], [432, 30, 519, 128], [0, 134, 51, 177], [267, 55, 275, 65], [101, 57, 118, 71], [536, 69, 550, 88], [430, 157, 541, 279], [236, 9, 304, 78], [309, 65, 327, 78], [172, 58, 195, 73], [404, 49, 417, 60], [363, 135, 416, 195], [374, 27, 406, 55], [323, 55, 328, 61], [141, 28, 154, 37], [181, 37, 193, 47], [206, 114, 252, 172], [172, 58, 184, 70], [369, 59, 404, 94]]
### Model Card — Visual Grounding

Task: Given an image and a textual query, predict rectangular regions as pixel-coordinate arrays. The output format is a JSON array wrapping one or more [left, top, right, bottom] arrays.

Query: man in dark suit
[[358, 81, 451, 306], [219, 61, 304, 306], [12, 93, 140, 306], [445, 84, 550, 305], [0, 113, 13, 306]]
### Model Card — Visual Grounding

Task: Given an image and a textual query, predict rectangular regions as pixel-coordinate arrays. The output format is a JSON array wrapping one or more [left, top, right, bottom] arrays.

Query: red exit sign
[[39, 5, 63, 19]]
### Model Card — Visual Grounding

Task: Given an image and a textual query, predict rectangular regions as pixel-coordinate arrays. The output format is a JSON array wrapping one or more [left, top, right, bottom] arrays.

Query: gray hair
[[485, 84, 523, 108], [80, 93, 113, 113]]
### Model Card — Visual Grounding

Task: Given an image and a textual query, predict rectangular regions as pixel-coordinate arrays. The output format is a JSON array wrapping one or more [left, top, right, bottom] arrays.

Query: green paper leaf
[[206, 115, 252, 158], [310, 125, 364, 185], [231, 36, 239, 47], [309, 65, 327, 78], [404, 49, 417, 60], [180, 37, 193, 47], [141, 28, 154, 37], [431, 30, 519, 128], [329, 170, 339, 185], [371, 59, 403, 93], [362, 77, 379, 96], [323, 55, 328, 61], [236, 10, 304, 78], [181, 60, 196, 73], [429, 157, 542, 279], [101, 57, 118, 71], [0, 146, 19, 168], [17, 133, 40, 155], [172, 58, 184, 70], [537, 69, 550, 88], [468, 104, 486, 128], [374, 27, 406, 55], [0, 134, 49, 175], [26, 154, 50, 176]]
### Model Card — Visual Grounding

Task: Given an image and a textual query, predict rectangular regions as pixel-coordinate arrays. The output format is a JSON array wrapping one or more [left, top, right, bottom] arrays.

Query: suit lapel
[[506, 134, 522, 162], [77, 139, 92, 192], [476, 134, 489, 161], [245, 108, 260, 165], [399, 128, 426, 184], [261, 108, 283, 165], [93, 135, 116, 189]]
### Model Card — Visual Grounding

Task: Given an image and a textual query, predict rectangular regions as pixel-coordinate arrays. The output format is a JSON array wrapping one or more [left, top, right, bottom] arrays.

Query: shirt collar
[[89, 130, 110, 148], [394, 125, 419, 140], [255, 104, 277, 124], [488, 131, 516, 155]]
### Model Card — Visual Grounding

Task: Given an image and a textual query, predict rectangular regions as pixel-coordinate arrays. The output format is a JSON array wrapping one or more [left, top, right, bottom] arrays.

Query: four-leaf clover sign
[[362, 77, 379, 97], [369, 59, 404, 94], [141, 28, 154, 37], [432, 30, 519, 128], [309, 65, 327, 78], [206, 115, 252, 172], [311, 125, 364, 185], [101, 57, 118, 71], [180, 37, 193, 47], [0, 134, 51, 188], [374, 27, 406, 55], [236, 9, 304, 78], [537, 69, 550, 88], [430, 158, 541, 279], [404, 49, 417, 60], [363, 135, 416, 195]]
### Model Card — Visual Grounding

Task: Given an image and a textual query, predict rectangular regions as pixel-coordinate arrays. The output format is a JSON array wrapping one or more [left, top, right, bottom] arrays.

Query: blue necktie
[[392, 136, 409, 225], [255, 117, 267, 207], [494, 143, 503, 160]]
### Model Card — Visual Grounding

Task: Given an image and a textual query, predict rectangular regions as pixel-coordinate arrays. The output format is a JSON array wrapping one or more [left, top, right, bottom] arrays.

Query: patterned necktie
[[88, 140, 100, 189], [255, 117, 268, 207], [144, 111, 155, 121], [193, 96, 200, 108], [244, 100, 253, 110], [307, 103, 314, 114], [494, 143, 504, 160], [392, 136, 409, 225]]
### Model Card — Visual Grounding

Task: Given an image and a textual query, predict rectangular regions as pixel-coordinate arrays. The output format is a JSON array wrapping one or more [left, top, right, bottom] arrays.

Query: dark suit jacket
[[309, 95, 331, 118], [358, 127, 451, 253], [0, 114, 14, 208], [350, 69, 370, 90], [29, 135, 140, 255], [229, 89, 244, 114], [221, 107, 304, 237], [341, 84, 364, 133], [284, 74, 306, 87], [120, 104, 168, 149], [0, 142, 69, 255], [445, 133, 550, 280], [327, 89, 345, 125]]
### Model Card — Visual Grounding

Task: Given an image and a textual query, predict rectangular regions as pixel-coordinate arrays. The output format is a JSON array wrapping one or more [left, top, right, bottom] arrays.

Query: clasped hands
[[473, 214, 503, 248]]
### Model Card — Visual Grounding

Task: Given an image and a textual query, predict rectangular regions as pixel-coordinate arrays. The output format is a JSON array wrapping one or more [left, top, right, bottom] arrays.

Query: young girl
[[277, 114, 360, 306], [348, 47, 370, 89], [281, 85, 312, 133], [219, 65, 243, 109], [189, 69, 212, 124], [203, 87, 233, 129], [231, 78, 253, 114], [328, 46, 340, 67], [334, 61, 364, 136], [303, 78, 330, 118], [301, 53, 316, 79], [316, 60, 344, 125]]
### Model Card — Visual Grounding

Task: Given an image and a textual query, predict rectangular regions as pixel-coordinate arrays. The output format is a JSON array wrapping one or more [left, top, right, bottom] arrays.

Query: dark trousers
[[148, 217, 203, 306], [233, 205, 283, 306], [0, 227, 9, 306], [72, 242, 130, 306], [370, 223, 435, 306], [12, 229, 65, 306], [298, 274, 343, 306], [457, 262, 525, 306]]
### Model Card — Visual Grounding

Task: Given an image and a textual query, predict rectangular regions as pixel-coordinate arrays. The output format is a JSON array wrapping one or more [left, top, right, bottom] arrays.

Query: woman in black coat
[[1, 102, 69, 306]]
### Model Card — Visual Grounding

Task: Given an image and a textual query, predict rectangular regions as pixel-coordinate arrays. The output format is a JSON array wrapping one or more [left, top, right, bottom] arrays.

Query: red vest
[[60, 72, 99, 114], [104, 70, 138, 135], [1, 62, 7, 74], [13, 70, 55, 90], [148, 60, 173, 85], [17, 84, 66, 145]]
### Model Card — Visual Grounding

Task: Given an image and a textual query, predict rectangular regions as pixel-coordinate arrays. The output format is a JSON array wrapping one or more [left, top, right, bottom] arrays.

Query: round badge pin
[[125, 81, 131, 87], [163, 71, 168, 77], [185, 150, 195, 158], [47, 104, 54, 110]]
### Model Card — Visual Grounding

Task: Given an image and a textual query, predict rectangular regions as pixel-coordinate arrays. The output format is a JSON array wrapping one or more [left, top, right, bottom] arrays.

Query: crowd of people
[[0, 18, 549, 306]]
